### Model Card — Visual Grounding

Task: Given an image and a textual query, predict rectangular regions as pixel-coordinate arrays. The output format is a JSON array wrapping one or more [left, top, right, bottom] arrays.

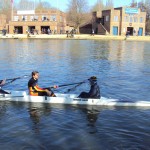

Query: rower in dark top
[[28, 71, 58, 97], [78, 76, 100, 99], [0, 79, 9, 94]]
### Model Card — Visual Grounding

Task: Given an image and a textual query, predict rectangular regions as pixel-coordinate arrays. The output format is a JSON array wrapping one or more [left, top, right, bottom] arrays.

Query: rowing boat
[[0, 90, 150, 107]]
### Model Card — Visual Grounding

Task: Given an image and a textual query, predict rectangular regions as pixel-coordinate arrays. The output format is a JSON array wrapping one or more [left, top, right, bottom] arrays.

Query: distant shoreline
[[0, 34, 150, 41]]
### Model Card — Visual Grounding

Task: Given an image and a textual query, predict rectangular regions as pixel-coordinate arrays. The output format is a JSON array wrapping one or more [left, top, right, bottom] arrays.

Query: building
[[80, 7, 146, 36], [9, 9, 66, 34], [79, 22, 92, 34]]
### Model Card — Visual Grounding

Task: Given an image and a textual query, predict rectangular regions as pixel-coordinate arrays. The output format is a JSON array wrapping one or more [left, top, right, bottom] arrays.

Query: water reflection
[[28, 104, 51, 134], [78, 106, 101, 134], [0, 102, 7, 117], [28, 107, 40, 133], [86, 109, 99, 134]]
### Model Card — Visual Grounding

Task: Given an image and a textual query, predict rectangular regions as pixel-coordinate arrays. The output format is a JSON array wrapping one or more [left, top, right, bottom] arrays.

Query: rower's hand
[[53, 85, 58, 89]]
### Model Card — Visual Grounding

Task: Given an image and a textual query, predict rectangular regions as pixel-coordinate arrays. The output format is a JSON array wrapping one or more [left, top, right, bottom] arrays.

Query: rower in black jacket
[[78, 76, 100, 99]]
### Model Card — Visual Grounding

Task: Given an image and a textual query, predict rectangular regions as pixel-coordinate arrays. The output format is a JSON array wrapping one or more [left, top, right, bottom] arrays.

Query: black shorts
[[37, 90, 56, 97], [38, 91, 48, 96]]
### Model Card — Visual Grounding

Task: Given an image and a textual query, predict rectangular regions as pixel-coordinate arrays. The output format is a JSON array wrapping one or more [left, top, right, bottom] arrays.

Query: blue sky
[[15, 0, 133, 11], [48, 0, 132, 11]]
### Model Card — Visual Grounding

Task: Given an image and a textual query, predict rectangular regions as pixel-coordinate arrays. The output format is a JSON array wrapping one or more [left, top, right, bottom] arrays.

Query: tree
[[92, 0, 105, 12], [130, 0, 138, 7], [105, 0, 114, 9], [145, 0, 150, 18], [66, 0, 89, 33], [36, 1, 52, 10], [16, 0, 51, 11], [17, 0, 35, 10], [0, 0, 12, 22], [145, 0, 150, 32]]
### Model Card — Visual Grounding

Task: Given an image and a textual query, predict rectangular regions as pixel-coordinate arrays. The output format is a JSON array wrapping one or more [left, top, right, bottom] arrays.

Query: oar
[[64, 82, 84, 93], [1, 75, 29, 86], [49, 81, 86, 89], [0, 75, 29, 83]]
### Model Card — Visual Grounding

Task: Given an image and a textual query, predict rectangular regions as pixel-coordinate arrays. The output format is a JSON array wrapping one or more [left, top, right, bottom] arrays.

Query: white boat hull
[[0, 91, 150, 107]]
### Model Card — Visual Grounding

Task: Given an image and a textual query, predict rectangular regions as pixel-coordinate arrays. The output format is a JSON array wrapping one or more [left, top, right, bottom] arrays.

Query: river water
[[0, 39, 150, 149]]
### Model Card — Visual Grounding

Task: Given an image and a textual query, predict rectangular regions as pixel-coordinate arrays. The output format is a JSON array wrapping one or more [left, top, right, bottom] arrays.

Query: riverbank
[[0, 34, 150, 41]]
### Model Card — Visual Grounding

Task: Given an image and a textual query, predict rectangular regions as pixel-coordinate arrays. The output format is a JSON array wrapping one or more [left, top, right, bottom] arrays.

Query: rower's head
[[88, 76, 97, 85], [32, 71, 39, 79]]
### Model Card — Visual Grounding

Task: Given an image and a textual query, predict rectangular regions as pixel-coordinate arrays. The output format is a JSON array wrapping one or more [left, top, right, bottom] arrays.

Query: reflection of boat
[[0, 91, 150, 107]]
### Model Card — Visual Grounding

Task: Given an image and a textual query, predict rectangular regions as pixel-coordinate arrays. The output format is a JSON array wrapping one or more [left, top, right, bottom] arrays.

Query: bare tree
[[145, 0, 150, 17], [17, 0, 35, 10], [92, 0, 105, 12], [105, 0, 114, 9], [16, 0, 51, 11], [144, 0, 150, 32], [66, 0, 89, 33], [130, 0, 138, 7], [0, 0, 12, 22], [36, 1, 52, 10]]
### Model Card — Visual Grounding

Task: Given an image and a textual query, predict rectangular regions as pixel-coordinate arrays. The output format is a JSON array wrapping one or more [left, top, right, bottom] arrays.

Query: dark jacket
[[88, 83, 100, 98], [78, 82, 100, 99]]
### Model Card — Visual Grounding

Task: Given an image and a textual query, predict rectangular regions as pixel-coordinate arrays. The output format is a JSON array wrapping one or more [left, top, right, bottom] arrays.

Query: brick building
[[80, 7, 146, 36], [8, 9, 66, 34]]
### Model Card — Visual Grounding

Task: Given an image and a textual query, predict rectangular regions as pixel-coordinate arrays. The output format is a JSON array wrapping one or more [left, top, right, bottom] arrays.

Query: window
[[42, 16, 48, 21], [140, 17, 143, 23], [34, 16, 38, 21], [134, 17, 138, 22], [106, 16, 109, 22], [22, 16, 27, 21], [30, 16, 33, 21], [129, 16, 133, 23], [124, 16, 128, 22], [30, 16, 38, 21], [14, 16, 19, 21], [114, 16, 118, 22], [50, 15, 57, 21]]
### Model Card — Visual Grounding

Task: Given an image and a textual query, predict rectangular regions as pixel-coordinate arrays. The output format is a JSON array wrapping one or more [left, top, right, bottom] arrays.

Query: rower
[[78, 76, 100, 99], [28, 71, 58, 97], [0, 79, 9, 94]]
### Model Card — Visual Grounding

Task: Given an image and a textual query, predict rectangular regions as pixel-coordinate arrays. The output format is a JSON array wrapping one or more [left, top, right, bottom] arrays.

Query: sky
[[15, 0, 133, 11], [45, 0, 133, 11]]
